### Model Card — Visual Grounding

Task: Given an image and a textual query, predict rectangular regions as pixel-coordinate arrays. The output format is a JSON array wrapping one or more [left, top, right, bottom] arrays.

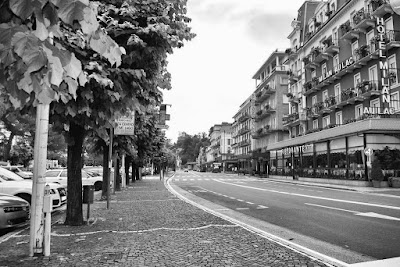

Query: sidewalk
[[251, 175, 400, 198], [0, 173, 330, 267]]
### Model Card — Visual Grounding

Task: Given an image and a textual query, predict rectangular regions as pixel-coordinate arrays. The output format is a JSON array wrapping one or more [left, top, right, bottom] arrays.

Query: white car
[[2, 166, 33, 179], [45, 169, 103, 191], [0, 167, 66, 208]]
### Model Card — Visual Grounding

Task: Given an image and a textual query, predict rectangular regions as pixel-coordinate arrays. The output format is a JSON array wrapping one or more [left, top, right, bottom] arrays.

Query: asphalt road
[[170, 171, 400, 262]]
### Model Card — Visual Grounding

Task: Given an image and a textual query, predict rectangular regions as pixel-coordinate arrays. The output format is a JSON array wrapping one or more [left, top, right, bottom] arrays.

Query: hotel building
[[270, 0, 400, 183]]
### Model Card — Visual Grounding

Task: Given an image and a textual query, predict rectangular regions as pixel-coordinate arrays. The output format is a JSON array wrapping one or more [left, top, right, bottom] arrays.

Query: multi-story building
[[270, 0, 400, 183], [232, 97, 253, 173], [208, 122, 234, 171], [251, 51, 290, 176]]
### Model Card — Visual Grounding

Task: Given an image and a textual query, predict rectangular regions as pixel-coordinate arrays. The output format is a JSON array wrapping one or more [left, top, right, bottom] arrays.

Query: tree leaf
[[11, 32, 46, 73], [54, 0, 88, 26], [37, 81, 55, 105], [43, 45, 63, 86], [63, 52, 82, 79], [80, 2, 99, 35], [33, 15, 49, 41], [9, 0, 35, 20], [65, 76, 78, 99], [16, 72, 33, 93]]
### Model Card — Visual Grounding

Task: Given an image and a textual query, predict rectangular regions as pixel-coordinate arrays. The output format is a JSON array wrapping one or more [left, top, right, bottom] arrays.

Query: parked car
[[0, 193, 30, 229], [45, 169, 103, 191], [2, 165, 33, 179], [0, 167, 66, 208], [212, 168, 221, 173]]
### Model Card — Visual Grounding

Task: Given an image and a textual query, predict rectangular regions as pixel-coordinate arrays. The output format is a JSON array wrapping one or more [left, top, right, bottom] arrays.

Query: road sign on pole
[[114, 114, 135, 136]]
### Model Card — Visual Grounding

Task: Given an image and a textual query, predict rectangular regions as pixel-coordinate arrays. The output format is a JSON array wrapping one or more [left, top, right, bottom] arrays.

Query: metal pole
[[30, 104, 50, 256], [107, 128, 113, 209]]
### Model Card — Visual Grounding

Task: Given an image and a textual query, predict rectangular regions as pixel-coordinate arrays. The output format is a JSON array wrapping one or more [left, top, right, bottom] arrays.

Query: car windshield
[[0, 167, 25, 181]]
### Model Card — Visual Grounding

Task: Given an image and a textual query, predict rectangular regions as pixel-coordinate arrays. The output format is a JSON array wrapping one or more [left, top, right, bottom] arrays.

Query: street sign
[[156, 124, 169, 129], [364, 147, 373, 156], [114, 115, 135, 135]]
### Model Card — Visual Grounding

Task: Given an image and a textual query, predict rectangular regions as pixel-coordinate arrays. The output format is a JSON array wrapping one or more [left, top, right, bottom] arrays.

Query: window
[[312, 95, 317, 105], [351, 40, 359, 57], [370, 98, 380, 114], [335, 111, 343, 125], [369, 65, 378, 88], [355, 104, 363, 119], [322, 90, 328, 103], [333, 54, 339, 70], [313, 119, 319, 129], [391, 92, 400, 111], [322, 63, 327, 78], [354, 73, 361, 89], [311, 70, 316, 78], [322, 115, 330, 128], [291, 126, 296, 137], [388, 55, 397, 85], [334, 83, 341, 102], [332, 27, 338, 45], [366, 30, 375, 52]]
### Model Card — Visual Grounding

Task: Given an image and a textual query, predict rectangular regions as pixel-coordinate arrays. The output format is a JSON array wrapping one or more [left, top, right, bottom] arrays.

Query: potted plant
[[388, 177, 400, 188], [370, 159, 388, 187]]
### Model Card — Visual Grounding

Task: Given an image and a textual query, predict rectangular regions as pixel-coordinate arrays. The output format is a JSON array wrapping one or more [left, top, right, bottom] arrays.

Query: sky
[[163, 0, 309, 142]]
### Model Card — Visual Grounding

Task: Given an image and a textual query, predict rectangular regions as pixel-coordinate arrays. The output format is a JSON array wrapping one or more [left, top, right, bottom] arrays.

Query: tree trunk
[[132, 162, 137, 182], [3, 132, 14, 161], [64, 122, 85, 226], [135, 167, 140, 180], [115, 157, 121, 191], [125, 156, 131, 186], [101, 144, 109, 199]]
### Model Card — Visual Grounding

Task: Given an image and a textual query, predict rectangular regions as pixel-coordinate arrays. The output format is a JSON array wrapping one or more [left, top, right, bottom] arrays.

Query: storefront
[[268, 118, 400, 181]]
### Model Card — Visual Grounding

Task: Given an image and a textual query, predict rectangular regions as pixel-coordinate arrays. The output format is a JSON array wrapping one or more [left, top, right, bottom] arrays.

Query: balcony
[[303, 55, 319, 70], [238, 139, 251, 147], [340, 20, 360, 41], [255, 85, 275, 104], [254, 109, 268, 121], [287, 70, 301, 84], [264, 105, 276, 114], [322, 37, 339, 56], [287, 92, 301, 104], [311, 47, 329, 64], [303, 77, 320, 96], [283, 113, 300, 126], [348, 44, 379, 72], [238, 126, 250, 135], [357, 80, 380, 99], [238, 113, 250, 123], [252, 126, 270, 139], [285, 48, 299, 60], [371, 0, 393, 17], [386, 30, 400, 50], [352, 9, 375, 33]]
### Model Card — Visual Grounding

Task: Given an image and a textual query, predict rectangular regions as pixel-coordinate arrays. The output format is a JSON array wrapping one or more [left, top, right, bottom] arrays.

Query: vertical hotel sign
[[376, 17, 391, 105]]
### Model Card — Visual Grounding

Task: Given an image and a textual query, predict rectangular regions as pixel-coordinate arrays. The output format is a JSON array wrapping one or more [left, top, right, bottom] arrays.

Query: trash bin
[[83, 185, 94, 204]]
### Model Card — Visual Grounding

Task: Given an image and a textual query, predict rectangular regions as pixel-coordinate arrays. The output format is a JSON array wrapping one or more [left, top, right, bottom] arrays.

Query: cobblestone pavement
[[0, 174, 330, 267]]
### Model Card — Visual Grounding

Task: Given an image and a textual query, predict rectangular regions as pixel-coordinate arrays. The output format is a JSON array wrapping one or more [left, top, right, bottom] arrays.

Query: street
[[170, 171, 400, 264]]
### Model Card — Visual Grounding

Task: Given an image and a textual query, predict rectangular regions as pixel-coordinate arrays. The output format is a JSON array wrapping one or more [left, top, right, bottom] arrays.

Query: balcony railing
[[322, 37, 339, 56], [340, 20, 360, 41], [352, 9, 374, 31], [238, 127, 250, 135], [238, 113, 250, 123], [238, 140, 251, 147], [386, 30, 400, 49], [371, 0, 392, 17]]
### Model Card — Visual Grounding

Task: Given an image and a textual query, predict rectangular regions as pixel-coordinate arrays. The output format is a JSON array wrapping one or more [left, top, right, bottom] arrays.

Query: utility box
[[82, 185, 94, 204]]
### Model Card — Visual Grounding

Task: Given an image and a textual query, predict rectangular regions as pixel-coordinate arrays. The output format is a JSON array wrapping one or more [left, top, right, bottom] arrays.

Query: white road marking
[[215, 180, 400, 211], [256, 205, 268, 209], [236, 208, 249, 210], [305, 203, 400, 222], [237, 199, 244, 202], [246, 202, 254, 205]]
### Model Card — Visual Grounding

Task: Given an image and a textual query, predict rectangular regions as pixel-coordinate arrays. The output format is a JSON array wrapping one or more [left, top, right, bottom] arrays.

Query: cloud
[[244, 12, 293, 45]]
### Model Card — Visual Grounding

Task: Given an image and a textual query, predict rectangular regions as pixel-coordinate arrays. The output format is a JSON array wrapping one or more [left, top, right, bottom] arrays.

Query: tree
[[1, 0, 194, 226], [175, 132, 210, 165]]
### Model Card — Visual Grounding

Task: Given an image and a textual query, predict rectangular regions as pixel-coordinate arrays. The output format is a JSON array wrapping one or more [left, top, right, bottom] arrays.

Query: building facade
[[208, 122, 234, 171], [251, 51, 290, 176], [272, 0, 400, 182], [232, 97, 253, 173]]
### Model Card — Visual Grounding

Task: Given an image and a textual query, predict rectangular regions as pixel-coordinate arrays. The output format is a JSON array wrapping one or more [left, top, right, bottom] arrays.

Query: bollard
[[43, 185, 53, 256], [83, 185, 94, 222]]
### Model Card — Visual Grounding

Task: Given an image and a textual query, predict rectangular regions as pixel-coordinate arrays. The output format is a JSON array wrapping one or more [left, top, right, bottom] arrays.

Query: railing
[[351, 9, 373, 27], [386, 30, 400, 43]]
